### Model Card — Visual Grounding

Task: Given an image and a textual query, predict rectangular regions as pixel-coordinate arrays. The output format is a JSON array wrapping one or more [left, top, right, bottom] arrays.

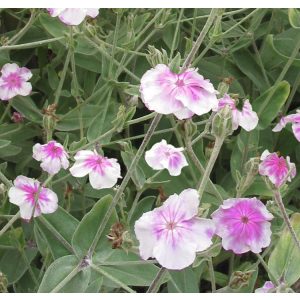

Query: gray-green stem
[[147, 267, 167, 293], [273, 189, 300, 252], [87, 113, 162, 255], [181, 8, 219, 71], [197, 137, 224, 199]]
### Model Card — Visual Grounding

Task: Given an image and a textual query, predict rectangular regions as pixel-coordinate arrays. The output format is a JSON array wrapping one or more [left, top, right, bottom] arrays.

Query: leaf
[[168, 267, 199, 292], [72, 195, 118, 259], [232, 49, 269, 92], [97, 250, 164, 287], [11, 96, 43, 124], [34, 206, 79, 259], [0, 139, 11, 149], [0, 248, 37, 284], [289, 9, 300, 29], [252, 81, 290, 130], [38, 255, 91, 292], [268, 213, 300, 286]]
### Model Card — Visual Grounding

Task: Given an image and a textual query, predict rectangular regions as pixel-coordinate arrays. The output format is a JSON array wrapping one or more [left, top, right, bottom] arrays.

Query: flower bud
[[11, 112, 24, 123], [146, 46, 169, 67], [211, 105, 233, 138]]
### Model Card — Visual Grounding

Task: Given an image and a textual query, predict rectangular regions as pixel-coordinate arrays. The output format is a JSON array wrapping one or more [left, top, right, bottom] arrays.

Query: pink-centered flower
[[134, 189, 216, 270], [255, 281, 275, 293], [213, 94, 258, 131], [145, 139, 188, 176], [8, 175, 58, 220], [273, 112, 300, 142], [69, 150, 121, 189], [0, 63, 32, 101], [211, 198, 273, 254], [33, 141, 69, 175], [47, 8, 99, 25], [258, 150, 296, 187], [140, 64, 218, 119]]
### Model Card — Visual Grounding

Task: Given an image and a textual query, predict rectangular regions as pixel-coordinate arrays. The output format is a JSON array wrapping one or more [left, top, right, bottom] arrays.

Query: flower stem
[[197, 137, 224, 199], [88, 113, 162, 255], [0, 212, 20, 237], [0, 170, 13, 188], [181, 8, 219, 71], [255, 253, 280, 286], [208, 258, 216, 292], [147, 267, 167, 293], [273, 189, 300, 252]]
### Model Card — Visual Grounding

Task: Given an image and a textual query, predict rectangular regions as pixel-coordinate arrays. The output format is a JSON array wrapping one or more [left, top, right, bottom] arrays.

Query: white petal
[[19, 202, 36, 220], [86, 8, 99, 18], [89, 161, 120, 189], [153, 234, 197, 270], [173, 107, 194, 120], [69, 161, 91, 177], [260, 149, 270, 161], [292, 122, 300, 142], [1, 63, 19, 76], [40, 157, 62, 175], [17, 82, 32, 96], [58, 9, 87, 25], [8, 187, 27, 205], [39, 188, 58, 214], [32, 143, 44, 161], [0, 86, 17, 100], [134, 210, 157, 260], [238, 100, 258, 131]]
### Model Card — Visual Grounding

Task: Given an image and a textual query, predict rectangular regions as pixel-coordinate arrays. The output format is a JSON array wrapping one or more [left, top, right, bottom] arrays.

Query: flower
[[213, 94, 258, 131], [145, 139, 188, 176], [33, 141, 69, 175], [255, 281, 275, 293], [258, 150, 296, 187], [69, 150, 121, 189], [134, 189, 216, 270], [0, 63, 32, 101], [47, 8, 99, 25], [140, 64, 218, 119], [273, 112, 300, 142], [8, 176, 58, 220], [211, 198, 273, 254]]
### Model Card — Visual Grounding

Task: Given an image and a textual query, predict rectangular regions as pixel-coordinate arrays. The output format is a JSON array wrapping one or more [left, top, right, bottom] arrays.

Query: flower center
[[166, 221, 177, 230], [241, 216, 249, 224], [176, 78, 185, 87], [6, 73, 21, 88]]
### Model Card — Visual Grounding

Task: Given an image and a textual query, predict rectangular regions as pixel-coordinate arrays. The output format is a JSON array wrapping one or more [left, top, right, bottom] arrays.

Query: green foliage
[[0, 8, 300, 293]]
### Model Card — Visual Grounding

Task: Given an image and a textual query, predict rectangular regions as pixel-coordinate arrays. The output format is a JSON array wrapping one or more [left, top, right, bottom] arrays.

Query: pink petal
[[58, 9, 87, 25], [292, 122, 300, 142]]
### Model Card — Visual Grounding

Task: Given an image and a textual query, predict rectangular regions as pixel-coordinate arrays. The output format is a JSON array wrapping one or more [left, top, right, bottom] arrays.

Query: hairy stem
[[181, 8, 219, 71], [88, 114, 162, 255], [197, 137, 224, 199], [147, 267, 167, 293], [273, 189, 300, 252]]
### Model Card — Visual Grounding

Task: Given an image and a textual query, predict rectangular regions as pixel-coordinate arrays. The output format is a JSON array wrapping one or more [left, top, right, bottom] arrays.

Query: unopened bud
[[0, 183, 6, 194], [180, 119, 197, 139], [146, 46, 169, 67], [205, 141, 214, 160], [211, 105, 233, 138], [11, 112, 24, 123]]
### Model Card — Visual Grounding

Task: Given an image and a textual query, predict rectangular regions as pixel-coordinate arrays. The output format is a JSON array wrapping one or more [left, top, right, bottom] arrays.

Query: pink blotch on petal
[[140, 64, 218, 118], [0, 63, 32, 101], [211, 198, 273, 254], [255, 281, 275, 293], [259, 150, 296, 187], [145, 139, 188, 176], [69, 150, 121, 189], [32, 141, 69, 175], [8, 175, 58, 220], [134, 188, 216, 270]]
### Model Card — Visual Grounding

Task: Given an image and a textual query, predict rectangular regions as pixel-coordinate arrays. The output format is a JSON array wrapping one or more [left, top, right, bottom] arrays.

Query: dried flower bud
[[11, 112, 24, 123]]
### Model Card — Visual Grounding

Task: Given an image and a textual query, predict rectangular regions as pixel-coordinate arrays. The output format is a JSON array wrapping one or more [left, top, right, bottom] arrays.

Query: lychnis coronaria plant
[[0, 7, 300, 294]]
